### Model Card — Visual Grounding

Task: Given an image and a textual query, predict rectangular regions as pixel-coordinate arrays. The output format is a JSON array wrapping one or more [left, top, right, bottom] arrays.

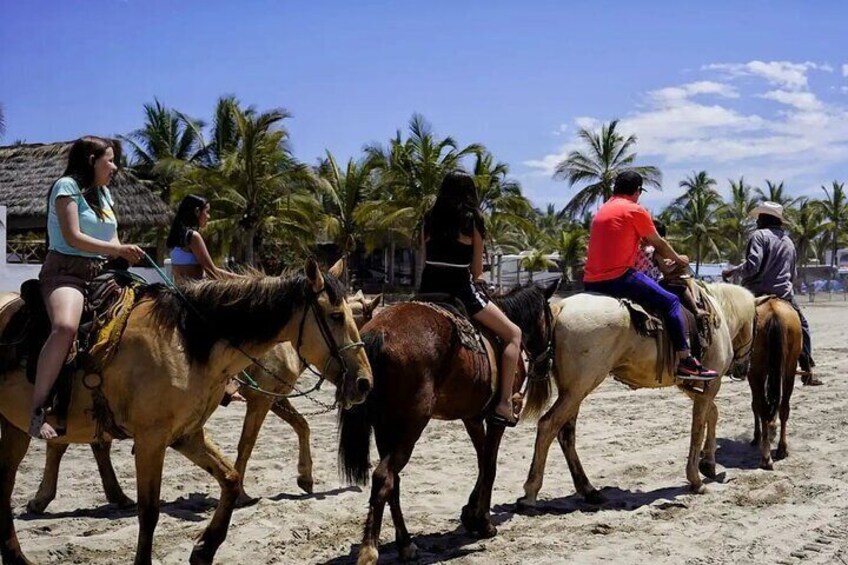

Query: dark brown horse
[[338, 280, 558, 565], [748, 297, 803, 469]]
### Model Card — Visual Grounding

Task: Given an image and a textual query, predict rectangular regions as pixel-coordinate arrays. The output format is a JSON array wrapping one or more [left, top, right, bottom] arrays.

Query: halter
[[293, 286, 365, 395], [525, 297, 556, 381]]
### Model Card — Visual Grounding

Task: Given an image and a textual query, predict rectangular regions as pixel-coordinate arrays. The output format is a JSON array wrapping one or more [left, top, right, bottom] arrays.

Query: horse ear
[[352, 289, 364, 300], [365, 294, 382, 313], [305, 258, 325, 293], [542, 277, 560, 299], [329, 257, 345, 279]]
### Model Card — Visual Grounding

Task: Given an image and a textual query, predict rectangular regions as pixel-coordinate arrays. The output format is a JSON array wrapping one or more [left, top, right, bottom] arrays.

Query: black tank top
[[425, 236, 473, 266]]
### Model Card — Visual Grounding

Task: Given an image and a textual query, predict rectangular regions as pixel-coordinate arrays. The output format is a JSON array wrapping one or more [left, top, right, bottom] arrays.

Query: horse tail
[[764, 309, 784, 423], [337, 330, 382, 486], [523, 365, 553, 421]]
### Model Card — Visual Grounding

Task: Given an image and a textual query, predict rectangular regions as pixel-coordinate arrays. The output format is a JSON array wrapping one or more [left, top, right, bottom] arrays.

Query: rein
[[144, 253, 361, 405], [519, 294, 556, 382]]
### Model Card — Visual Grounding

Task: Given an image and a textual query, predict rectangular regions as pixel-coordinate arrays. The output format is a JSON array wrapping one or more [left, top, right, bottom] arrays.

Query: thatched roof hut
[[0, 142, 172, 232]]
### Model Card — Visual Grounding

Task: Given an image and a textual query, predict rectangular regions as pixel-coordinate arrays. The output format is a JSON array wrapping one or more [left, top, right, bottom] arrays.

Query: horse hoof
[[516, 495, 537, 511], [235, 491, 260, 508], [1, 547, 34, 565], [689, 483, 707, 495], [775, 448, 788, 461], [112, 495, 136, 509], [188, 547, 213, 565], [297, 476, 314, 494], [357, 545, 379, 565], [584, 489, 606, 505], [399, 542, 419, 561], [760, 460, 774, 471], [699, 460, 718, 480], [476, 522, 498, 539], [26, 498, 49, 515]]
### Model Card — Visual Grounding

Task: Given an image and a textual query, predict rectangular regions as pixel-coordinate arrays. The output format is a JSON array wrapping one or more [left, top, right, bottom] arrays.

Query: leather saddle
[[0, 269, 144, 428]]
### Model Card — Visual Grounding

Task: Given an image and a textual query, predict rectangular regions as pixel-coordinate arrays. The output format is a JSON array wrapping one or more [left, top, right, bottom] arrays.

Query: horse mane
[[492, 284, 545, 332], [701, 282, 756, 345], [143, 273, 346, 364]]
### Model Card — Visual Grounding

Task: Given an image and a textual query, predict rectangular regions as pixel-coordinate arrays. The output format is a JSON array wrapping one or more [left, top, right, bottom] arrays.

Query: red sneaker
[[677, 356, 719, 381]]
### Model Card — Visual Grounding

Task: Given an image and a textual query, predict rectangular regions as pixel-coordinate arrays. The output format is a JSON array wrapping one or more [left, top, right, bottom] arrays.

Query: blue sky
[[2, 1, 847, 214]]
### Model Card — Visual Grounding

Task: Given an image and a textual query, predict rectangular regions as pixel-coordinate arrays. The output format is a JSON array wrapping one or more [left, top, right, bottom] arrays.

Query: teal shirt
[[47, 177, 118, 259]]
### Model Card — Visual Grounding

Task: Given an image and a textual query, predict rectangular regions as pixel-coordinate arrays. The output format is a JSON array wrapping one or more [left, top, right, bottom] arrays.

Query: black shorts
[[419, 265, 490, 316]]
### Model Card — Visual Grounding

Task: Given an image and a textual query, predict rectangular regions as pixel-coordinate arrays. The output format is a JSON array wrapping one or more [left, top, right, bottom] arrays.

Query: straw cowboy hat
[[749, 201, 786, 223]]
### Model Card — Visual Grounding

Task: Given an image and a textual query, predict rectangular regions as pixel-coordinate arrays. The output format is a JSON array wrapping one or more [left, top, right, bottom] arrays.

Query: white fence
[[0, 205, 169, 292]]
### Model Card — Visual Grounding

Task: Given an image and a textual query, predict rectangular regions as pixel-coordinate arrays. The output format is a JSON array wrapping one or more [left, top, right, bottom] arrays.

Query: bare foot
[[494, 400, 517, 423], [29, 411, 58, 440]]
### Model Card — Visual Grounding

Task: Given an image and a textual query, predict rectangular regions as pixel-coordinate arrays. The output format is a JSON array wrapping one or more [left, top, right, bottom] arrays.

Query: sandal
[[487, 411, 518, 428]]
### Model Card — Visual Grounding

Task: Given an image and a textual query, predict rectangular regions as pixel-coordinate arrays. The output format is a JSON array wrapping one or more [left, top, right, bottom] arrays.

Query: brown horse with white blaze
[[338, 279, 558, 565], [0, 259, 371, 565], [748, 296, 803, 470]]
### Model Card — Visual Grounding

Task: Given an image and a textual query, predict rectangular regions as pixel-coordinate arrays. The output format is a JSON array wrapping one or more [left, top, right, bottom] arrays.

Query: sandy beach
[[11, 299, 848, 564]]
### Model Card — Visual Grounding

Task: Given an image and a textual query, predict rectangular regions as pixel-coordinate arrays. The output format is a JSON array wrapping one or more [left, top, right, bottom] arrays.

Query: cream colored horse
[[0, 259, 372, 565], [518, 282, 755, 508], [26, 282, 383, 513]]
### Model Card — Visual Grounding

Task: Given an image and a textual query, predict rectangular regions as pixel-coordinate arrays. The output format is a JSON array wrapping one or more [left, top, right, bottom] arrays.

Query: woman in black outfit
[[420, 172, 522, 426]]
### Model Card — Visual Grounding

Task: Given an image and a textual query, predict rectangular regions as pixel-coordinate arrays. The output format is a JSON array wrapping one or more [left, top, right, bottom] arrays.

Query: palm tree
[[674, 171, 720, 206], [720, 177, 757, 264], [366, 114, 483, 286], [174, 104, 319, 266], [121, 99, 206, 201], [555, 227, 588, 283], [316, 151, 379, 287], [755, 180, 798, 208], [791, 199, 825, 287], [521, 249, 557, 282], [554, 120, 661, 218], [816, 181, 848, 267], [667, 190, 725, 276]]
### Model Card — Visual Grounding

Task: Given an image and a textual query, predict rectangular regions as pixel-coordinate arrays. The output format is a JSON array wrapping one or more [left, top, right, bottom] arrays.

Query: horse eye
[[329, 312, 345, 322]]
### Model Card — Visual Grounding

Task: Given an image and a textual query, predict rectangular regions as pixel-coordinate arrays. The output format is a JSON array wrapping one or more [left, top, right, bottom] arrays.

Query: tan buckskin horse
[[26, 278, 383, 513], [748, 296, 803, 470], [518, 282, 756, 510], [339, 280, 559, 565], [0, 259, 372, 565]]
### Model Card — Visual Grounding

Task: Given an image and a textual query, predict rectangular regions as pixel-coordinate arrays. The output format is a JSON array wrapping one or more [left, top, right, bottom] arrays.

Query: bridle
[[293, 286, 366, 394], [526, 297, 556, 381]]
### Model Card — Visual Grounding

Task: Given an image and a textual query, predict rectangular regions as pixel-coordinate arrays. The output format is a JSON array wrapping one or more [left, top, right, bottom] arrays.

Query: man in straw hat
[[722, 201, 821, 385]]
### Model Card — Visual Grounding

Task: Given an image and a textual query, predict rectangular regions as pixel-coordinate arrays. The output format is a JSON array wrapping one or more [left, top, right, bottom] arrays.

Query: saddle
[[412, 289, 515, 404], [619, 278, 718, 384], [1, 271, 145, 431]]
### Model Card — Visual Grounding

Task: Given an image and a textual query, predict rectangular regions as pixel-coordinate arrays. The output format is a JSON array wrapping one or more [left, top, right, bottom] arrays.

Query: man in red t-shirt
[[583, 171, 718, 380]]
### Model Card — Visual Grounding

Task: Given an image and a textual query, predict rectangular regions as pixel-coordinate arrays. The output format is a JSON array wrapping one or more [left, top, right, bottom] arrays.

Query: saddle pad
[[619, 299, 663, 337], [410, 301, 487, 354]]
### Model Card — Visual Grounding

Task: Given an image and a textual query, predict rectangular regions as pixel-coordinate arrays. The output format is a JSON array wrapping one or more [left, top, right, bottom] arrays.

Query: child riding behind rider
[[582, 171, 718, 381]]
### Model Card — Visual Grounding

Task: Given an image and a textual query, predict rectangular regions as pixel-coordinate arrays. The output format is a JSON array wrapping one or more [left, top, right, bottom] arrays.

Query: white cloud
[[703, 60, 822, 91], [760, 90, 823, 111], [843, 64, 848, 77], [649, 81, 739, 104], [525, 60, 848, 206]]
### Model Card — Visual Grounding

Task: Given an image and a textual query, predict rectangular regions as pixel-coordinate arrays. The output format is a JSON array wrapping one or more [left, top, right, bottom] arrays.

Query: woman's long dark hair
[[55, 136, 119, 221], [423, 171, 486, 241], [167, 194, 209, 249]]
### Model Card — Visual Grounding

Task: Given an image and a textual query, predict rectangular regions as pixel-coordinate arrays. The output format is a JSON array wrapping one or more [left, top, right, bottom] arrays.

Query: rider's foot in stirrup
[[676, 356, 719, 381]]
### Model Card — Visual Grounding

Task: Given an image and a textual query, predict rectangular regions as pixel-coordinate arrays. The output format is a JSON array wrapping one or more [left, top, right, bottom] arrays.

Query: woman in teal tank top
[[31, 137, 145, 440]]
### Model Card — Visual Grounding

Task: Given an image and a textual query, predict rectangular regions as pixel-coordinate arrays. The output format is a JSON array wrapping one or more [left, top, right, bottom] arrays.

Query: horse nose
[[356, 375, 372, 396]]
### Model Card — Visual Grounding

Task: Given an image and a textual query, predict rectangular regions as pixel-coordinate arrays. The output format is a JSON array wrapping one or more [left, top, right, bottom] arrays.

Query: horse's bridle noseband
[[295, 286, 366, 391]]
